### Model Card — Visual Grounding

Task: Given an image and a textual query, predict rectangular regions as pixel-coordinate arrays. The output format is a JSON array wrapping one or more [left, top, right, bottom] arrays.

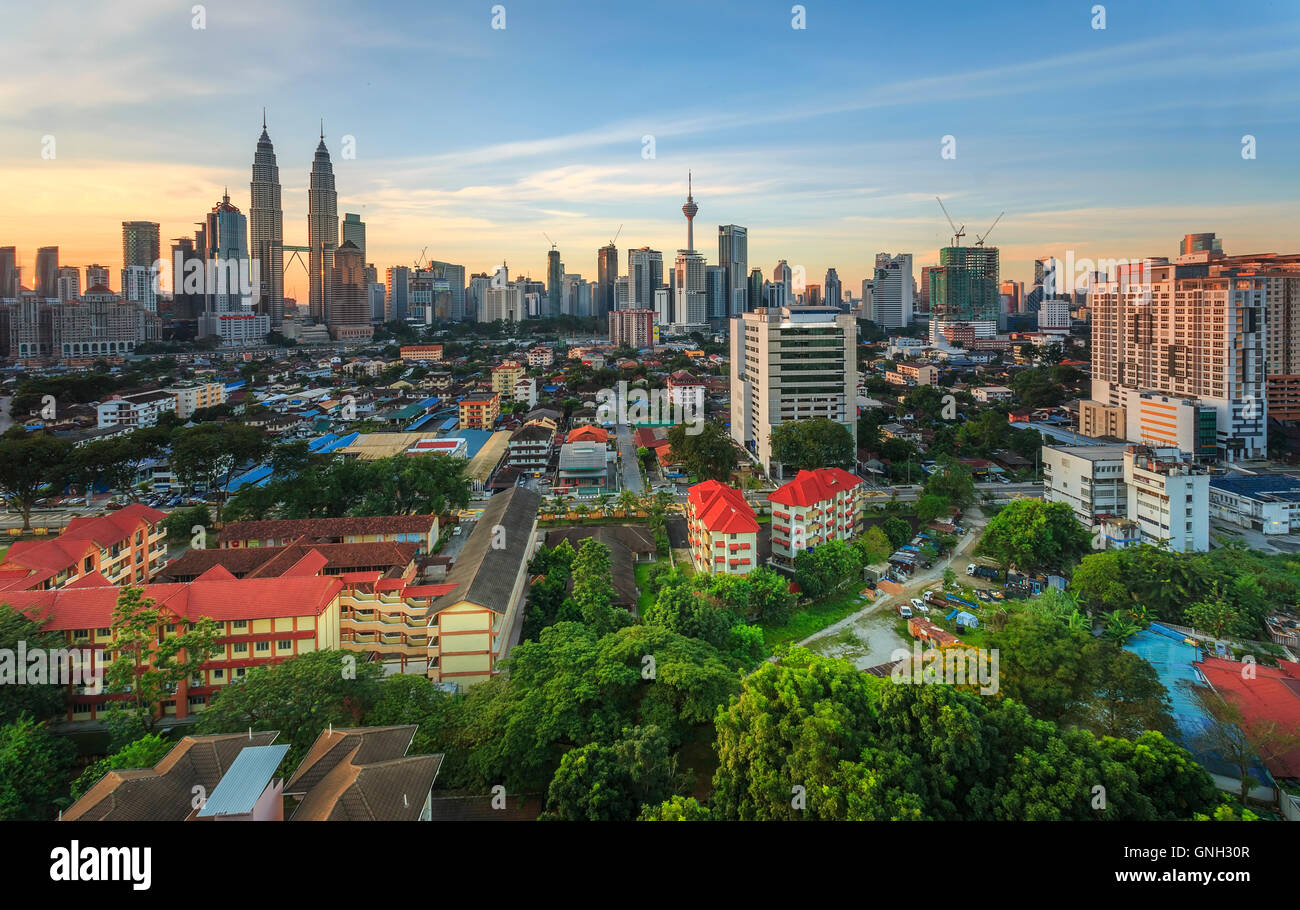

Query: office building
[[627, 247, 663, 310], [674, 250, 707, 329], [730, 306, 856, 476], [547, 248, 563, 318], [596, 243, 618, 318], [327, 240, 372, 340], [121, 221, 160, 271], [1041, 443, 1128, 526], [249, 115, 284, 325], [824, 268, 842, 310], [35, 246, 58, 298], [120, 264, 157, 312], [718, 224, 748, 316], [308, 126, 338, 324], [1123, 445, 1210, 552], [872, 253, 914, 329], [0, 247, 16, 298]]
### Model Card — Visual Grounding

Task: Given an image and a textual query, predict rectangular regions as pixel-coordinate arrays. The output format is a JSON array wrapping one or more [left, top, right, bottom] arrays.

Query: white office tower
[[674, 250, 707, 330], [718, 224, 748, 315], [120, 265, 158, 312], [1090, 261, 1268, 460], [1038, 298, 1070, 331], [730, 306, 857, 477], [655, 286, 672, 326], [626, 248, 663, 309], [872, 253, 913, 328], [482, 283, 525, 322]]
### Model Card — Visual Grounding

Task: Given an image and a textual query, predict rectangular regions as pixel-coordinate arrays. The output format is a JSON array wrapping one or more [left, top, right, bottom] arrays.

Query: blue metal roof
[[1210, 474, 1300, 500], [228, 465, 274, 492], [196, 744, 289, 818]]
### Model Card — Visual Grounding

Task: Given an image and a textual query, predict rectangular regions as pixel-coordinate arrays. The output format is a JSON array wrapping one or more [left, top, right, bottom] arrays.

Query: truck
[[966, 563, 1001, 581]]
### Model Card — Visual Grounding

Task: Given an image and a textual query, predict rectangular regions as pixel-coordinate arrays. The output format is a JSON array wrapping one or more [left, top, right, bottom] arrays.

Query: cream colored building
[[165, 380, 228, 419], [730, 306, 856, 476]]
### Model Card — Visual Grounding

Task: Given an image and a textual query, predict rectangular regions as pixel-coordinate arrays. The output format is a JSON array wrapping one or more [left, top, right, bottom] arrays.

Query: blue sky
[[2, 0, 1298, 299]]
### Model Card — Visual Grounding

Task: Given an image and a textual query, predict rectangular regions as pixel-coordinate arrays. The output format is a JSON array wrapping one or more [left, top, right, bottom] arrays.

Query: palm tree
[[595, 492, 613, 516], [574, 503, 590, 523], [617, 489, 639, 516], [549, 493, 569, 515]]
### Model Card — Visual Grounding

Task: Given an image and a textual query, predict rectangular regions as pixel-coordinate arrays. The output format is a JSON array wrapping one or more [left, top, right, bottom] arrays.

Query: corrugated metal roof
[[197, 743, 289, 817]]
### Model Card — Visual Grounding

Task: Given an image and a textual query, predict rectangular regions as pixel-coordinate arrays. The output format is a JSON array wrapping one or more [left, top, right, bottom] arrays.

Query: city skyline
[[1, 1, 1298, 298]]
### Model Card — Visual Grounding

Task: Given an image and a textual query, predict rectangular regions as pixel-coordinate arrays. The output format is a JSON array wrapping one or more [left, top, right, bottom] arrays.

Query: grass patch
[[763, 585, 873, 649], [634, 561, 659, 614]]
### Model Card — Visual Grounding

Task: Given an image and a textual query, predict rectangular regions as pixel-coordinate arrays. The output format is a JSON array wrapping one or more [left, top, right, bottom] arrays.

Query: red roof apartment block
[[1197, 656, 1300, 779]]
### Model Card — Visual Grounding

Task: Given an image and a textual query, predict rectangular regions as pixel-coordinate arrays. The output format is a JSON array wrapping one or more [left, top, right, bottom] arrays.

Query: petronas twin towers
[[247, 113, 337, 327]]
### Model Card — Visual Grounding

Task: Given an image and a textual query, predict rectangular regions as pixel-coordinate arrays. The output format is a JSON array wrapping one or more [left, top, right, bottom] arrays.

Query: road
[[863, 481, 1042, 503], [614, 424, 644, 494], [801, 506, 991, 669]]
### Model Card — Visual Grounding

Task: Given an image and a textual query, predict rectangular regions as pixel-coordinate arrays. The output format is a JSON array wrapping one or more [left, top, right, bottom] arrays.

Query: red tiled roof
[[768, 468, 863, 508], [7, 575, 343, 630], [1198, 656, 1300, 779], [567, 425, 609, 444], [687, 480, 758, 534]]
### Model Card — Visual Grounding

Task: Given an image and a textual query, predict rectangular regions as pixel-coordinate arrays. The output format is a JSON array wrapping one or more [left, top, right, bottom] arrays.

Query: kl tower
[[682, 171, 699, 251]]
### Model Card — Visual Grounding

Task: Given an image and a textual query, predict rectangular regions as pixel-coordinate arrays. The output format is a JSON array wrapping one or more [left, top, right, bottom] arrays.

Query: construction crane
[[412, 245, 428, 270], [936, 196, 965, 247], [609, 224, 623, 247], [543, 232, 558, 251], [976, 211, 1004, 247]]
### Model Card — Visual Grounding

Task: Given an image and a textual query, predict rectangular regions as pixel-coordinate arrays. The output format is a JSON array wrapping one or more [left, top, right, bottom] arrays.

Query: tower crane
[[609, 224, 622, 247], [543, 232, 558, 251], [936, 196, 965, 247], [413, 246, 428, 270], [976, 212, 1004, 247]]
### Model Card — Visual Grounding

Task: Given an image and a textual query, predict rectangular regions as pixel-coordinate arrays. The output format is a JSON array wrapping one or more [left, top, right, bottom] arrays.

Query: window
[[277, 640, 292, 650], [232, 620, 247, 630], [255, 641, 270, 652], [233, 643, 247, 654]]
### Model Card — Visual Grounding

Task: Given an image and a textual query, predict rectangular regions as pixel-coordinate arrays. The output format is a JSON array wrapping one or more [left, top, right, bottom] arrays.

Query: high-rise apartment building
[[609, 308, 654, 349], [85, 264, 110, 291], [341, 213, 366, 262], [120, 265, 157, 312], [308, 127, 338, 324], [730, 306, 856, 476], [249, 116, 284, 326], [56, 266, 80, 302], [1089, 260, 1267, 460]]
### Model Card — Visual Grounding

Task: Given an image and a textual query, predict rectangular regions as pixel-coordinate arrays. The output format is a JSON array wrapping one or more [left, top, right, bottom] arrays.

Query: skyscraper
[[597, 243, 618, 318], [0, 247, 18, 298], [682, 172, 698, 252], [386, 266, 410, 322], [122, 221, 160, 270], [748, 268, 763, 313], [824, 267, 842, 309], [250, 114, 284, 326], [35, 247, 58, 298], [342, 213, 366, 262], [772, 260, 792, 301], [872, 253, 914, 329], [705, 264, 728, 323], [327, 239, 372, 340], [930, 245, 999, 335], [199, 191, 268, 345], [547, 247, 563, 318], [718, 224, 748, 315], [308, 124, 338, 324], [627, 248, 663, 310], [429, 261, 466, 321], [674, 249, 706, 328]]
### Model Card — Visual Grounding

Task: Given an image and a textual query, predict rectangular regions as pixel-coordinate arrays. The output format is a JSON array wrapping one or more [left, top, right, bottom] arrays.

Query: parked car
[[910, 598, 925, 611], [898, 604, 913, 618]]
